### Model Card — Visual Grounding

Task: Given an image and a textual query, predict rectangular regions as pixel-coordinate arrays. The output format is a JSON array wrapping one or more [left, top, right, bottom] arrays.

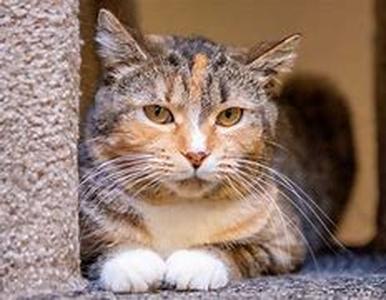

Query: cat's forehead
[[166, 36, 264, 97], [160, 36, 223, 62], [151, 35, 236, 79], [116, 57, 262, 112], [112, 36, 264, 109]]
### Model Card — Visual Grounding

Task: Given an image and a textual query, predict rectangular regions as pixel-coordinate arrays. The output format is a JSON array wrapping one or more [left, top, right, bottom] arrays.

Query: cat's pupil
[[225, 109, 233, 119], [154, 106, 162, 116]]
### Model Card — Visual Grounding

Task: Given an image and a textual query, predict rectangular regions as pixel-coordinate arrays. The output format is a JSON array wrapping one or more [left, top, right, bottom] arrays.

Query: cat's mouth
[[179, 177, 207, 185], [165, 176, 217, 198]]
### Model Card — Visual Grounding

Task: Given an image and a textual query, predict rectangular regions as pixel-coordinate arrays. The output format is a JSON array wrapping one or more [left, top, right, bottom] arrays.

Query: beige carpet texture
[[0, 0, 83, 296]]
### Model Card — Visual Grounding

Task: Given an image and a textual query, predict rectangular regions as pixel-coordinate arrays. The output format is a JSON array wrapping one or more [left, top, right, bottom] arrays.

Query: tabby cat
[[79, 9, 355, 292]]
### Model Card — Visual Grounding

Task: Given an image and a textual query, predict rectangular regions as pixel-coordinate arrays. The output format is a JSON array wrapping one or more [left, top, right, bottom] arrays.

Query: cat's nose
[[183, 151, 209, 169]]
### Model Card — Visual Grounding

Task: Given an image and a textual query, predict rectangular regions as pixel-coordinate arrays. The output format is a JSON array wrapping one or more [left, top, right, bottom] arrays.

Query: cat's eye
[[216, 107, 243, 127], [143, 105, 174, 124]]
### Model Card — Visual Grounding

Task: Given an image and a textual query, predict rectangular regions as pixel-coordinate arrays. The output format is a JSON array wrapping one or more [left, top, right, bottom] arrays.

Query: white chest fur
[[134, 196, 272, 256]]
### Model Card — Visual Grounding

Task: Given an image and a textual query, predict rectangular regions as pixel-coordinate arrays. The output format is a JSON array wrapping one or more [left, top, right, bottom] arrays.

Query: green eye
[[143, 105, 174, 124], [216, 107, 243, 127]]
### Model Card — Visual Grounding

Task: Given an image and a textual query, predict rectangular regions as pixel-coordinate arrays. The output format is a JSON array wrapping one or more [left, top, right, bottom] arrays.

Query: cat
[[79, 9, 355, 292]]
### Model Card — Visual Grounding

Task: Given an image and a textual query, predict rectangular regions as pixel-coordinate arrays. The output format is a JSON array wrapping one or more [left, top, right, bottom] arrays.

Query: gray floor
[[20, 248, 386, 299]]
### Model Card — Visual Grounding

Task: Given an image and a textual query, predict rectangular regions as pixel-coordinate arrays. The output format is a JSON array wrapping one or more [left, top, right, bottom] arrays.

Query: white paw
[[165, 249, 229, 291], [100, 249, 166, 293]]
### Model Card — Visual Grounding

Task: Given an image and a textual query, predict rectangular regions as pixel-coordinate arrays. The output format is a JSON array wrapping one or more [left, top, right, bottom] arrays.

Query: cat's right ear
[[247, 34, 301, 79], [96, 9, 148, 67]]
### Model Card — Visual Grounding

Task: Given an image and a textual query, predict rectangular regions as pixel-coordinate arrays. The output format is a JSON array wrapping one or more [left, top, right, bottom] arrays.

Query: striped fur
[[79, 9, 355, 291]]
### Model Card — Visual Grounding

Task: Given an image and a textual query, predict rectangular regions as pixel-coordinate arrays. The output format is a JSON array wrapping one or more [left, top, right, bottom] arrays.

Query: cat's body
[[79, 9, 355, 292]]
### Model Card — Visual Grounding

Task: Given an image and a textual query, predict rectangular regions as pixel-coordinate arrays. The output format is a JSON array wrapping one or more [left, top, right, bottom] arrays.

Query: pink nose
[[184, 151, 209, 169]]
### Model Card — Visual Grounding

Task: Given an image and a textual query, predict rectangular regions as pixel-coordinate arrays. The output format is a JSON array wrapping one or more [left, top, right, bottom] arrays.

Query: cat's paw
[[100, 249, 166, 293], [165, 249, 229, 291]]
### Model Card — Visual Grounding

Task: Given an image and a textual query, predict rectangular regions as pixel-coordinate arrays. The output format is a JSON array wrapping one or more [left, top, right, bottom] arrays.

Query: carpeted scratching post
[[0, 1, 82, 296], [375, 0, 386, 249]]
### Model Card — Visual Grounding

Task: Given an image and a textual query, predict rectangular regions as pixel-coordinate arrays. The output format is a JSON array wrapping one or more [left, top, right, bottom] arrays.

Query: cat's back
[[274, 74, 356, 250]]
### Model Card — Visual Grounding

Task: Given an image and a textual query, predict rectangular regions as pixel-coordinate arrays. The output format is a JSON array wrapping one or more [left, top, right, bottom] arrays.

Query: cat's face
[[87, 10, 300, 200]]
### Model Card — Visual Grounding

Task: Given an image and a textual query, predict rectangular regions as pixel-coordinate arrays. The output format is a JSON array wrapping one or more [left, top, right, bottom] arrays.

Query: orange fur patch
[[210, 211, 266, 243], [97, 120, 161, 160], [174, 122, 189, 154], [189, 53, 209, 102]]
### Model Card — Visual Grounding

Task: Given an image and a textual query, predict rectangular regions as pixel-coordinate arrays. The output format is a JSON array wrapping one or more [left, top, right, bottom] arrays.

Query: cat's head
[[86, 9, 300, 200]]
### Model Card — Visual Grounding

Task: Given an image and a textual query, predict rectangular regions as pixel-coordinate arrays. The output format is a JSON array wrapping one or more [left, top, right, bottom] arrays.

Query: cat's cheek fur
[[99, 249, 166, 293], [165, 249, 229, 291]]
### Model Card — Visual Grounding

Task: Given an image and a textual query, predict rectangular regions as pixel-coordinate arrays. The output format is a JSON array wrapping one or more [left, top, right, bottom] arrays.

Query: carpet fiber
[[20, 248, 386, 299]]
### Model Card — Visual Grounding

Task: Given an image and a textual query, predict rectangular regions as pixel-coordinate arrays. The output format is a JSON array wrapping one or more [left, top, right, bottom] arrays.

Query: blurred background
[[81, 0, 375, 245]]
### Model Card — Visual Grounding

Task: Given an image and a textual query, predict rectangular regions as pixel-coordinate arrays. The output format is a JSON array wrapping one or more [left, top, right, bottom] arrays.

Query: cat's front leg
[[164, 240, 303, 291], [99, 249, 166, 293], [164, 249, 230, 291]]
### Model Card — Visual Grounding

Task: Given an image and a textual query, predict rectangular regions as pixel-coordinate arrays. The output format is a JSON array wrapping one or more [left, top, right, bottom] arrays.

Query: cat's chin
[[164, 178, 217, 199]]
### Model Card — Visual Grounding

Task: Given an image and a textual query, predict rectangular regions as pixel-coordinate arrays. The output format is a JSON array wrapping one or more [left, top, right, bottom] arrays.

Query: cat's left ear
[[96, 9, 148, 67], [247, 34, 301, 78]]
